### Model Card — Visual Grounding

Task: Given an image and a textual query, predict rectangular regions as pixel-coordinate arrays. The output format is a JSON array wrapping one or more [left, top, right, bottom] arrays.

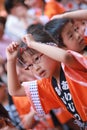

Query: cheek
[[44, 58, 57, 71]]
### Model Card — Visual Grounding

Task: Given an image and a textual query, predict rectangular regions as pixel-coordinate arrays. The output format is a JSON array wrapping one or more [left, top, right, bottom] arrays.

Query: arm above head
[[51, 9, 87, 20], [6, 42, 26, 96], [22, 34, 85, 70]]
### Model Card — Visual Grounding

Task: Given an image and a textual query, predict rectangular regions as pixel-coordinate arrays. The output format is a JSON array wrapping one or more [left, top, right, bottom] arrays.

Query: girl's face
[[61, 21, 86, 52], [21, 51, 59, 78]]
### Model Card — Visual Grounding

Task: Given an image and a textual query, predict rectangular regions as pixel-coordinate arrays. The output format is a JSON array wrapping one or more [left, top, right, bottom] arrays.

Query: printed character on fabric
[[52, 67, 87, 129]]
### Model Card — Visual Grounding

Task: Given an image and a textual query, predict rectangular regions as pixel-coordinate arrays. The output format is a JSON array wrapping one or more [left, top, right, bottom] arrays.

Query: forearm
[[31, 41, 67, 63], [63, 9, 87, 20], [7, 60, 25, 96]]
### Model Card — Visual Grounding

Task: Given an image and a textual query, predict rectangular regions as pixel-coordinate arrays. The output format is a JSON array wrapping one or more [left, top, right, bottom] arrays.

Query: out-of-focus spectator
[[0, 82, 19, 130], [75, 0, 87, 9], [0, 103, 18, 130], [0, 16, 12, 60], [4, 0, 28, 40], [24, 0, 65, 21], [0, 82, 7, 104]]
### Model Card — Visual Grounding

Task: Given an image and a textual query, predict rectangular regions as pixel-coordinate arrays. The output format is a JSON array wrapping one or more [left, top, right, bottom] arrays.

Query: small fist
[[22, 34, 34, 47]]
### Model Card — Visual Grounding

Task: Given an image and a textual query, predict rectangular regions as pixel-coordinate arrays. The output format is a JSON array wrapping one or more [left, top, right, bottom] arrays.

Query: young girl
[[6, 24, 87, 130]]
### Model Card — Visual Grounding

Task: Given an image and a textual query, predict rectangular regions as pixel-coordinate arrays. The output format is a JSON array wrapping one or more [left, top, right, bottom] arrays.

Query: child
[[6, 24, 87, 130]]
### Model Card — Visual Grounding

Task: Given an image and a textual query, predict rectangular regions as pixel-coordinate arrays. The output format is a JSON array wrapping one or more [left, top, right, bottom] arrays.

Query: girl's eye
[[25, 64, 33, 70], [28, 64, 33, 67], [82, 21, 85, 25], [34, 56, 39, 62]]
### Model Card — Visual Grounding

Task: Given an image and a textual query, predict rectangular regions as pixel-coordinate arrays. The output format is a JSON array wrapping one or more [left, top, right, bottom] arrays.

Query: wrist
[[30, 41, 37, 48], [7, 58, 16, 63], [63, 13, 67, 19]]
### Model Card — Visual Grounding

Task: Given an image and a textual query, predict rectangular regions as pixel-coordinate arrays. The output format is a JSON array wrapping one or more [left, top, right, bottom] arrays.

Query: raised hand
[[6, 42, 19, 61], [22, 34, 35, 48]]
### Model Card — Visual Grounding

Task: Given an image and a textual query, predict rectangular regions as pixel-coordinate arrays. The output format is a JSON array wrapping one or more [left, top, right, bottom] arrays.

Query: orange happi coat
[[23, 50, 87, 122]]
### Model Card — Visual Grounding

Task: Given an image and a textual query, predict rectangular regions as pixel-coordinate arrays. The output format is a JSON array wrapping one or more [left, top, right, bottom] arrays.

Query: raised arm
[[51, 9, 87, 20], [6, 42, 25, 96], [23, 34, 83, 69]]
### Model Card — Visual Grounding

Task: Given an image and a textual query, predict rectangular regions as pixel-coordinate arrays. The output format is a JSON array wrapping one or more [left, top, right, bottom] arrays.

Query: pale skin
[[51, 9, 87, 20], [6, 41, 59, 96], [6, 42, 25, 96], [20, 108, 36, 129], [22, 34, 85, 70], [0, 126, 18, 130], [6, 20, 87, 96]]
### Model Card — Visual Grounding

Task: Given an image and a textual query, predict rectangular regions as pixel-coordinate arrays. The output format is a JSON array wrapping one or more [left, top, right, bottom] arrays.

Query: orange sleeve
[[56, 108, 72, 124], [23, 78, 73, 122], [44, 1, 65, 19], [22, 79, 61, 117], [38, 78, 61, 114], [12, 96, 31, 115]]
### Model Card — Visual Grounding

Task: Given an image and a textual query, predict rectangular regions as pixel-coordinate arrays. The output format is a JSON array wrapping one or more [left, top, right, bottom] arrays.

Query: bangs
[[26, 48, 39, 56]]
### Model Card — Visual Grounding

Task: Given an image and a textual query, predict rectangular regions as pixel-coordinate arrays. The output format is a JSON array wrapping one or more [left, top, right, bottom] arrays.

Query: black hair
[[17, 23, 56, 66], [4, 0, 15, 13], [17, 41, 39, 67], [27, 23, 44, 34], [0, 16, 6, 27], [45, 18, 74, 47], [27, 25, 56, 43], [4, 0, 28, 14]]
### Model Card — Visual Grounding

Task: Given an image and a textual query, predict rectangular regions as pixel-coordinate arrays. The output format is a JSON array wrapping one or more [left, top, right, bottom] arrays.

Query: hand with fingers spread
[[6, 42, 19, 61], [22, 34, 35, 48]]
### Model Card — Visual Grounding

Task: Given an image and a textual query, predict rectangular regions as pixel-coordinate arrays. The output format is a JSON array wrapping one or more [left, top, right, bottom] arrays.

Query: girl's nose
[[33, 64, 41, 71], [75, 31, 82, 40]]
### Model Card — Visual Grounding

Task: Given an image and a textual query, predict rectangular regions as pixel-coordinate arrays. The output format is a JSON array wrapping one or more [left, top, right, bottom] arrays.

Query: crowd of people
[[0, 0, 87, 130]]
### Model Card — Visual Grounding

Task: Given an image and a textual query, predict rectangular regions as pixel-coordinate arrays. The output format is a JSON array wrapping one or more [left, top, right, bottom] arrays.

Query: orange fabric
[[12, 96, 31, 115], [56, 108, 72, 124], [37, 51, 87, 122], [46, 108, 72, 125], [37, 78, 73, 121], [44, 0, 65, 19], [24, 50, 87, 122], [62, 50, 87, 121]]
